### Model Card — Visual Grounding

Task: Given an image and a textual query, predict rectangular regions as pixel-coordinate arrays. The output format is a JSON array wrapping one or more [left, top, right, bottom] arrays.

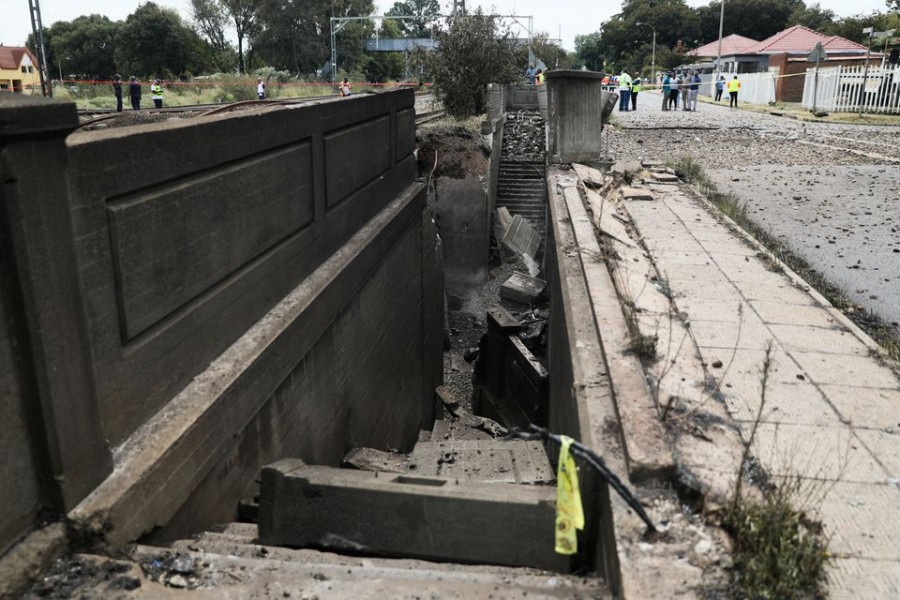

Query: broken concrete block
[[499, 272, 547, 304], [258, 459, 568, 572], [436, 385, 462, 417], [342, 448, 412, 473], [501, 215, 541, 258], [650, 172, 679, 183], [611, 160, 643, 176], [572, 163, 605, 188], [621, 186, 655, 201]]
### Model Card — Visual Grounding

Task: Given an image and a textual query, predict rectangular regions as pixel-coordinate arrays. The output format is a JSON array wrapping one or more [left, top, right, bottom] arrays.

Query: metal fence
[[802, 64, 900, 113]]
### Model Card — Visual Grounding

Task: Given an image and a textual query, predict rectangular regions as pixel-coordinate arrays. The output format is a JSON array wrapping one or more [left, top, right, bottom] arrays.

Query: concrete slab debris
[[571, 163, 605, 188], [501, 215, 541, 258], [621, 186, 655, 201], [499, 272, 547, 304], [611, 160, 643, 176], [258, 459, 568, 572], [650, 172, 679, 183]]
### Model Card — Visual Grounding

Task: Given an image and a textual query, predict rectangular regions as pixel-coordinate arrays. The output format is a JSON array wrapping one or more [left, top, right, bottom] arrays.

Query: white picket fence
[[733, 71, 777, 105], [802, 64, 900, 113]]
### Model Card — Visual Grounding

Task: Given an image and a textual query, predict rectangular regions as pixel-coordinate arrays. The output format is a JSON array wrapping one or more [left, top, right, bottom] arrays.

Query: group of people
[[525, 64, 545, 85], [661, 71, 702, 111], [111, 75, 166, 111], [715, 75, 742, 107]]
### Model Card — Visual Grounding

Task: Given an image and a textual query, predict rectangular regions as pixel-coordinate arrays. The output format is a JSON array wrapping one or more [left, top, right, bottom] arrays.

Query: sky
[[0, 0, 893, 52]]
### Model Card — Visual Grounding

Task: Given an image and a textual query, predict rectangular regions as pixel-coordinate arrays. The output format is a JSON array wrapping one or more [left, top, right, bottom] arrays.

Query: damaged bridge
[[2, 74, 652, 598]]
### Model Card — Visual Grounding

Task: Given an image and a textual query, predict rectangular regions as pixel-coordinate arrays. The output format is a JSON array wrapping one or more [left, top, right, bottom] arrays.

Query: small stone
[[694, 539, 713, 555], [167, 574, 188, 588], [711, 360, 723, 368]]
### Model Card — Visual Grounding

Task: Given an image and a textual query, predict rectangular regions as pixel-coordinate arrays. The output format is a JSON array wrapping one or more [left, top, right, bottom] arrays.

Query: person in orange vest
[[601, 74, 610, 90], [535, 68, 544, 84], [728, 75, 741, 108]]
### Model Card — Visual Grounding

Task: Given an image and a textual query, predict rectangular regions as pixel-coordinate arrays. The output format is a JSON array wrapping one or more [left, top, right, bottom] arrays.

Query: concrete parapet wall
[[0, 90, 441, 554], [545, 168, 624, 593], [544, 71, 604, 164]]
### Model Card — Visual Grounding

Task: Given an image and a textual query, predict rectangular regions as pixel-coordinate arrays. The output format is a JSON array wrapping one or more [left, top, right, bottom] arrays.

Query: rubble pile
[[501, 111, 546, 160]]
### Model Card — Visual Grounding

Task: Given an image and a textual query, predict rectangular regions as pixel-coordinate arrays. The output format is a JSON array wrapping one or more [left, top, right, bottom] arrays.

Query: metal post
[[812, 55, 820, 114], [715, 0, 726, 79], [27, 0, 51, 97], [859, 27, 873, 117], [651, 29, 657, 87]]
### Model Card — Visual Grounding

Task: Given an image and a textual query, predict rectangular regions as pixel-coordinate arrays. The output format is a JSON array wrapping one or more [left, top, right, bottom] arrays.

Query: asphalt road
[[607, 91, 900, 328]]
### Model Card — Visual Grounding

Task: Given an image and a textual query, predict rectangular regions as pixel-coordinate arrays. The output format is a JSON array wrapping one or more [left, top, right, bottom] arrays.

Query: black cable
[[508, 424, 656, 532]]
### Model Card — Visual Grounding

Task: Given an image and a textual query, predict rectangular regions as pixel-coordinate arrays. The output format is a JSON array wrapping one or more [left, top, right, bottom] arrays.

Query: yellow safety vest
[[537, 73, 545, 84], [632, 82, 641, 93], [727, 79, 740, 92], [151, 83, 163, 96]]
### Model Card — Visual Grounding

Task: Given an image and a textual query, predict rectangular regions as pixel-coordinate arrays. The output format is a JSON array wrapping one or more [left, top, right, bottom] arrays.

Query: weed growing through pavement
[[668, 155, 900, 365], [723, 343, 830, 599]]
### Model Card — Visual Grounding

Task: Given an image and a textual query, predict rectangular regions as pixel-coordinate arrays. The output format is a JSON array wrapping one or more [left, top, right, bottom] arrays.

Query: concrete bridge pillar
[[544, 70, 606, 164]]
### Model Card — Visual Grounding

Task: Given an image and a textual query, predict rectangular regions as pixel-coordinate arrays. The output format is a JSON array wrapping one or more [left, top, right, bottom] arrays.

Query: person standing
[[728, 75, 741, 108], [662, 73, 671, 111], [128, 76, 141, 110], [525, 63, 536, 84], [151, 78, 163, 109], [631, 77, 641, 110], [535, 69, 545, 84], [680, 72, 690, 111], [257, 78, 266, 100], [112, 74, 123, 112], [714, 76, 725, 102], [617, 70, 632, 111], [669, 73, 680, 110], [689, 71, 701, 111]]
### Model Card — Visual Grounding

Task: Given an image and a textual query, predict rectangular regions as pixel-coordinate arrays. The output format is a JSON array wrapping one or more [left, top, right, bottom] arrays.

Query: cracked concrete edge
[[558, 175, 675, 483], [684, 182, 895, 363], [0, 523, 67, 599]]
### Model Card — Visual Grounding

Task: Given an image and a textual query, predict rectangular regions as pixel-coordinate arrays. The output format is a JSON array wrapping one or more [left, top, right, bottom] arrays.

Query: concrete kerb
[[557, 182, 675, 483], [683, 182, 894, 363]]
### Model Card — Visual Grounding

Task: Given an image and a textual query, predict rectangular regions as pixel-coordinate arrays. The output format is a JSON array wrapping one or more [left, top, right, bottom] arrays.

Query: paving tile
[[791, 352, 900, 389], [688, 317, 775, 351], [654, 250, 714, 266], [817, 482, 900, 559], [712, 254, 776, 283], [751, 424, 888, 483], [657, 261, 733, 284], [677, 300, 748, 323], [699, 346, 802, 384], [739, 280, 815, 304], [769, 324, 870, 356], [751, 300, 842, 328], [820, 384, 900, 430], [852, 428, 900, 479], [827, 557, 900, 600]]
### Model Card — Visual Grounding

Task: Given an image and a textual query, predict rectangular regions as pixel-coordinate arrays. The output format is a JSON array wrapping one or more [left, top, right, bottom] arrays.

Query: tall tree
[[696, 0, 797, 44], [44, 15, 121, 79], [253, 0, 373, 76], [385, 0, 441, 38], [191, 0, 229, 53], [575, 32, 604, 72], [427, 8, 520, 118], [221, 0, 259, 73], [116, 2, 211, 77], [788, 2, 836, 31]]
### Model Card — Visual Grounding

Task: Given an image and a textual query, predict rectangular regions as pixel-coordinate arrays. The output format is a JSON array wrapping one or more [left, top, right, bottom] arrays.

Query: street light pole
[[715, 0, 726, 76], [636, 22, 657, 86]]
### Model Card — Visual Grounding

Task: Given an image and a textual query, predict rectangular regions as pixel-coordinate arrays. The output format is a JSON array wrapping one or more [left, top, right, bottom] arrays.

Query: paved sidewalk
[[622, 182, 900, 598]]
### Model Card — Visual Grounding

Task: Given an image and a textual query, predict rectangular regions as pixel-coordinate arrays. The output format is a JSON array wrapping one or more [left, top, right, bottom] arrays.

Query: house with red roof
[[687, 25, 875, 101], [0, 46, 41, 93]]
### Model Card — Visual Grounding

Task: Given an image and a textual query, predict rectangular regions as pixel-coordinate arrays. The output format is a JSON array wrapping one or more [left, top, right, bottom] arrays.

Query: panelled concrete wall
[[0, 90, 441, 554], [66, 93, 417, 447], [0, 284, 43, 556]]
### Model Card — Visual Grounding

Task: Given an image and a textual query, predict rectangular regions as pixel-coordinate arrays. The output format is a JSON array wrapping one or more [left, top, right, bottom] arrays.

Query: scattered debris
[[499, 272, 547, 304], [621, 186, 655, 201]]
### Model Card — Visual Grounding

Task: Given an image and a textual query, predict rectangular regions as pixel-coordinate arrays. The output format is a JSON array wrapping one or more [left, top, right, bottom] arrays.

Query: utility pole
[[859, 27, 874, 117], [714, 0, 726, 78], [27, 0, 51, 97]]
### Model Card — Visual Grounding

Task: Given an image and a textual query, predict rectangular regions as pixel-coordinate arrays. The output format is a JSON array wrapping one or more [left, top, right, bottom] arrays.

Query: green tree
[[427, 8, 520, 118], [253, 0, 373, 76], [597, 0, 700, 74], [385, 0, 441, 37], [221, 0, 259, 73], [696, 0, 797, 44], [575, 32, 605, 71], [115, 2, 211, 78], [45, 15, 121, 79], [788, 2, 836, 31]]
